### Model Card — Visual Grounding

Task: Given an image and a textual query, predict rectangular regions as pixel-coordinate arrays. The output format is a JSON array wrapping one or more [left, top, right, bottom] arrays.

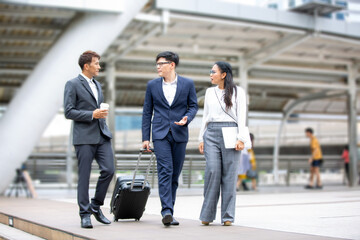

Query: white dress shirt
[[198, 86, 248, 143], [81, 73, 98, 104], [162, 74, 178, 106]]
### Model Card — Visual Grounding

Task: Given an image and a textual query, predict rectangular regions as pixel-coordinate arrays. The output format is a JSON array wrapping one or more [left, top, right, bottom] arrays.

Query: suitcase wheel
[[135, 218, 140, 221], [114, 217, 118, 222]]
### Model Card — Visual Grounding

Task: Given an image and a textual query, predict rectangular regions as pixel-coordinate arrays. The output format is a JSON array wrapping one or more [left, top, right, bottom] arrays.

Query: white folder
[[222, 126, 251, 149]]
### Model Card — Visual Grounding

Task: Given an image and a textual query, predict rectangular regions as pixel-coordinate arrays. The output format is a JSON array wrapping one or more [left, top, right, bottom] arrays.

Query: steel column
[[106, 61, 117, 184], [66, 122, 74, 189], [238, 58, 249, 126], [347, 63, 359, 187]]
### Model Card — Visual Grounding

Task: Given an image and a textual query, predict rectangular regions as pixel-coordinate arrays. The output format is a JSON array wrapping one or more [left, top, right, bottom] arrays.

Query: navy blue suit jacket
[[64, 74, 112, 145], [142, 75, 198, 143]]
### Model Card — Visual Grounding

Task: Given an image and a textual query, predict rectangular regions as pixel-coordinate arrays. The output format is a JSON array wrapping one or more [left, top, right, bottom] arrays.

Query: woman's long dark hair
[[215, 61, 237, 110]]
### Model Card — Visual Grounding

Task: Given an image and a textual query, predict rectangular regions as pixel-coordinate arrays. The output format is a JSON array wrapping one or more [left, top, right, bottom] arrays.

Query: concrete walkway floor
[[0, 185, 359, 240]]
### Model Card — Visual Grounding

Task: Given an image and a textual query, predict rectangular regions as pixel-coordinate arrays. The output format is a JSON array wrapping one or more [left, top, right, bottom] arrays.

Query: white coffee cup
[[100, 103, 109, 110]]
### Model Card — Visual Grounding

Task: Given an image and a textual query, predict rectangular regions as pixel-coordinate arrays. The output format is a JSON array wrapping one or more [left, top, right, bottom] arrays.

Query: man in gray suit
[[64, 50, 114, 228]]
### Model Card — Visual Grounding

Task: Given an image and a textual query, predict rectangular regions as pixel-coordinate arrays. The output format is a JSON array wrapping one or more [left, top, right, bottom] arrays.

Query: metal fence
[[24, 152, 347, 188]]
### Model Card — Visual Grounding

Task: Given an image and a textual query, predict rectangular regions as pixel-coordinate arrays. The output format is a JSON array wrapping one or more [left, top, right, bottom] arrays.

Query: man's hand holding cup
[[93, 103, 109, 119]]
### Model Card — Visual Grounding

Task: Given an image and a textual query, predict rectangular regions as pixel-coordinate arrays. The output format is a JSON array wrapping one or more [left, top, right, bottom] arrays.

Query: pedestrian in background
[[198, 61, 249, 226], [247, 133, 257, 190], [341, 145, 350, 185], [305, 127, 323, 189], [236, 133, 257, 191], [237, 150, 250, 191]]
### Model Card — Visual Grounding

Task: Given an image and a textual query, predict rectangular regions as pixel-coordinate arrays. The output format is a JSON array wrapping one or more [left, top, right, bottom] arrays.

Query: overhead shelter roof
[[0, 0, 359, 115]]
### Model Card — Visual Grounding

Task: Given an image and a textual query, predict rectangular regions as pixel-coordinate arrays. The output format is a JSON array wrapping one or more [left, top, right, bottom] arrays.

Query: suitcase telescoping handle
[[131, 148, 155, 190]]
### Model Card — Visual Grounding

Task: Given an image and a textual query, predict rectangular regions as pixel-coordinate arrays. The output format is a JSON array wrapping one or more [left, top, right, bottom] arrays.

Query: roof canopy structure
[[0, 0, 359, 115]]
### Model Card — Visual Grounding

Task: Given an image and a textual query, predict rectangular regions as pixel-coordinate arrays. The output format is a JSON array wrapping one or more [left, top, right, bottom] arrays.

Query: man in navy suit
[[142, 51, 198, 226], [64, 51, 114, 228]]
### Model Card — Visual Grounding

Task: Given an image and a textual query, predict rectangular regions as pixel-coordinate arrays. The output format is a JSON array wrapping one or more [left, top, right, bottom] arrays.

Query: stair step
[[0, 212, 92, 240], [0, 223, 44, 240]]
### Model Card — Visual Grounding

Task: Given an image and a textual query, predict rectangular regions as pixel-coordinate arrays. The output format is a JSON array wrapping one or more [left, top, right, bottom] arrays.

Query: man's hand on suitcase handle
[[142, 141, 154, 152]]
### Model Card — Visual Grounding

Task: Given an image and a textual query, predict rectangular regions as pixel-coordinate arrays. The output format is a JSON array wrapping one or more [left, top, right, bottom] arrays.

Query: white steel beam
[[0, 8, 75, 19], [2, 0, 123, 13], [0, 46, 49, 52], [0, 69, 32, 75], [248, 34, 313, 69], [274, 54, 353, 65], [169, 12, 307, 35], [320, 34, 360, 47], [0, 23, 63, 31], [145, 36, 261, 49], [249, 78, 348, 90], [253, 65, 348, 76], [0, 35, 57, 41], [109, 24, 162, 62], [166, 26, 282, 41], [289, 45, 360, 60], [134, 44, 244, 57], [347, 63, 359, 187], [250, 70, 342, 82], [135, 13, 162, 23], [114, 55, 237, 67], [0, 57, 40, 63], [245, 34, 296, 60]]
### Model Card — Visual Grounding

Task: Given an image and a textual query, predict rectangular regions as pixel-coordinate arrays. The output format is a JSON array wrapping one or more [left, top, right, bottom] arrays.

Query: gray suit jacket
[[64, 74, 112, 145]]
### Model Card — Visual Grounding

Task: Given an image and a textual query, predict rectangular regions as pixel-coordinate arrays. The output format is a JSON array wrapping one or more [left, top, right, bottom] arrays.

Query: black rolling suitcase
[[110, 149, 155, 221]]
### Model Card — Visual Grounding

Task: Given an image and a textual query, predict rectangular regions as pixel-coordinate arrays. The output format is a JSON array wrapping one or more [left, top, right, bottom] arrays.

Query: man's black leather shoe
[[162, 213, 173, 226], [81, 216, 93, 229], [90, 207, 111, 224], [170, 218, 179, 226]]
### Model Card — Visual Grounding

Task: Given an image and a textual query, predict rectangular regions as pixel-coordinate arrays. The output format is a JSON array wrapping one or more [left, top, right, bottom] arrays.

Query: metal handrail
[[26, 152, 345, 187]]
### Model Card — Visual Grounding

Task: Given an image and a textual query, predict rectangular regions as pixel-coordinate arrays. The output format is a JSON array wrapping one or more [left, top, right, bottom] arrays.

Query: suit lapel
[[94, 79, 102, 107], [156, 78, 169, 106], [171, 75, 183, 106], [78, 74, 97, 104]]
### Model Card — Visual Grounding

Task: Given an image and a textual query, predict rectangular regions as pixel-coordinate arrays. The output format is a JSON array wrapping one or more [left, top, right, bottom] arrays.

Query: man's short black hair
[[78, 50, 100, 70], [156, 51, 179, 66], [305, 127, 314, 134]]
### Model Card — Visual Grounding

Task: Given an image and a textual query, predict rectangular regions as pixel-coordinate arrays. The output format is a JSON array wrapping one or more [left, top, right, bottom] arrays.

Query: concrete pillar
[[106, 61, 117, 183], [273, 117, 286, 184], [0, 0, 148, 194], [238, 57, 249, 125], [347, 63, 359, 187], [238, 58, 248, 95], [66, 122, 74, 189]]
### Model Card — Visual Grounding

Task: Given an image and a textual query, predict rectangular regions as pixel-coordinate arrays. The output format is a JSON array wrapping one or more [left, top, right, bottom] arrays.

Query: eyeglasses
[[210, 70, 217, 75], [156, 61, 172, 67]]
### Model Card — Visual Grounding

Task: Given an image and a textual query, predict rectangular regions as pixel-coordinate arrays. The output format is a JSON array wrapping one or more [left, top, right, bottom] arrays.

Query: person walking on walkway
[[64, 51, 115, 228], [142, 51, 198, 226], [305, 127, 323, 189], [236, 133, 257, 191], [341, 145, 350, 185], [237, 150, 250, 191], [198, 61, 248, 226]]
